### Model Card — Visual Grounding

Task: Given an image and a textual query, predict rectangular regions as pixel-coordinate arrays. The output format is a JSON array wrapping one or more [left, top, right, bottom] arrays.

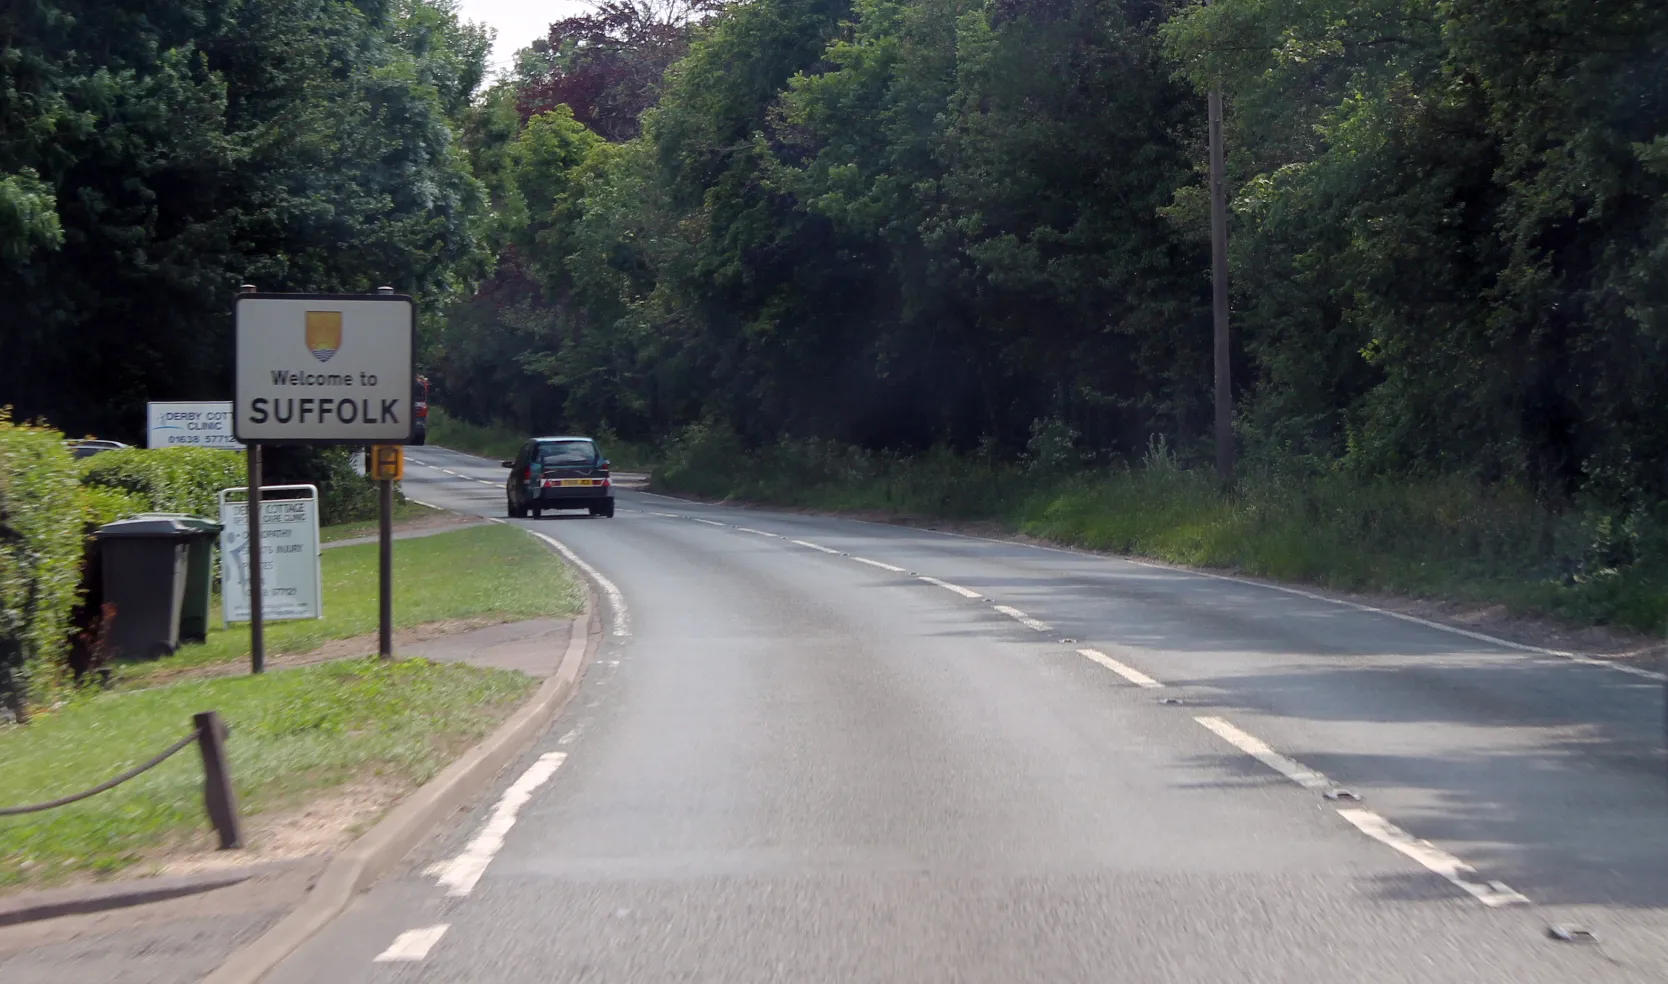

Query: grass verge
[[319, 498, 444, 542], [654, 427, 1668, 634], [0, 658, 534, 890], [114, 523, 582, 689]]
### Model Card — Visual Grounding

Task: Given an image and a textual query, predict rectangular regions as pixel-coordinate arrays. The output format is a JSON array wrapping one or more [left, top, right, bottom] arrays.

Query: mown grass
[[318, 498, 444, 542], [113, 523, 582, 689], [654, 427, 1668, 634], [428, 406, 656, 470], [0, 658, 534, 890]]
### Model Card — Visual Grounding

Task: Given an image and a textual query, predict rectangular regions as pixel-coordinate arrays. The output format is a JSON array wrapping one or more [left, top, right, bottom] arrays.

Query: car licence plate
[[543, 479, 598, 487]]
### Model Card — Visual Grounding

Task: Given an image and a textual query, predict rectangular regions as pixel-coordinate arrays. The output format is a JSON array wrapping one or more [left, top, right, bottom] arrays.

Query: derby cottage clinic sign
[[234, 293, 415, 444]]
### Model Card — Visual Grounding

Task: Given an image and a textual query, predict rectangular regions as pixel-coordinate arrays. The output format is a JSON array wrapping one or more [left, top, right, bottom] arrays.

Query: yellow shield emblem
[[305, 311, 343, 363]]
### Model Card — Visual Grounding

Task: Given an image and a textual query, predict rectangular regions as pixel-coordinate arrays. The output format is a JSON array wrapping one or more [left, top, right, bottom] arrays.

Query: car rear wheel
[[531, 506, 543, 519], [507, 499, 525, 518], [590, 499, 615, 519]]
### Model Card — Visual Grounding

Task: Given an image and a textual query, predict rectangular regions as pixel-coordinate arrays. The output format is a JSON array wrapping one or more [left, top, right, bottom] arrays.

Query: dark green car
[[504, 436, 615, 518]]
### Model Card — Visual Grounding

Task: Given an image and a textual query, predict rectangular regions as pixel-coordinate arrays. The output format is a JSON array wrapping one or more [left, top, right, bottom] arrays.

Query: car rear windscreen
[[538, 441, 597, 465]]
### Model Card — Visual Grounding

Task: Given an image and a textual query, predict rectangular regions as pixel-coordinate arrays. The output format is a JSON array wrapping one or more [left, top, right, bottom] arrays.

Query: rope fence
[[0, 710, 243, 849]]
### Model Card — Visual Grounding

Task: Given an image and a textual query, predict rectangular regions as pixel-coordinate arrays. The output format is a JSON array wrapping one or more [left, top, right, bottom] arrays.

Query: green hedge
[[263, 447, 378, 527], [0, 413, 85, 718], [78, 447, 247, 518], [80, 446, 381, 527]]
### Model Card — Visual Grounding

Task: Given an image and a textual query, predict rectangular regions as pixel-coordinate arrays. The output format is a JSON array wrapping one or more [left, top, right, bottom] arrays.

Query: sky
[[456, 0, 593, 75]]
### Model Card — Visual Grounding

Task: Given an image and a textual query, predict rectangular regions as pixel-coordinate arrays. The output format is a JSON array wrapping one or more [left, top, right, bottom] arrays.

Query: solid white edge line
[[853, 557, 907, 573], [1194, 716, 1332, 791], [790, 539, 841, 554], [373, 925, 450, 962], [1077, 648, 1162, 688], [1336, 809, 1530, 907], [918, 576, 982, 599], [432, 751, 567, 897], [1146, 559, 1667, 682], [445, 451, 1655, 684], [529, 530, 630, 638], [632, 489, 1656, 683], [993, 604, 1052, 632]]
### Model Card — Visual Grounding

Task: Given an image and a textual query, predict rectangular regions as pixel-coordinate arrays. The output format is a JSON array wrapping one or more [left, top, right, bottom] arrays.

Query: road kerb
[[201, 567, 601, 984]]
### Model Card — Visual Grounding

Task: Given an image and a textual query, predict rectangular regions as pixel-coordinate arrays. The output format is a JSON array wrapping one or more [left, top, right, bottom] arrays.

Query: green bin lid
[[96, 513, 224, 539]]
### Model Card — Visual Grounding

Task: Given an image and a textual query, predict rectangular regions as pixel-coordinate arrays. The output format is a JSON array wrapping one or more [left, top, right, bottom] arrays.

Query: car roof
[[534, 436, 594, 443]]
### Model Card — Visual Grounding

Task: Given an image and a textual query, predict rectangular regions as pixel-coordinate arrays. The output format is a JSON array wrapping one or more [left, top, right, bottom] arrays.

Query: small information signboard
[[218, 485, 322, 623], [147, 402, 243, 449]]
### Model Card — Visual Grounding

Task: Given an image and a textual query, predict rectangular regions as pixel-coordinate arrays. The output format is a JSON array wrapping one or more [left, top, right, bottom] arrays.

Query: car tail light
[[523, 466, 533, 480]]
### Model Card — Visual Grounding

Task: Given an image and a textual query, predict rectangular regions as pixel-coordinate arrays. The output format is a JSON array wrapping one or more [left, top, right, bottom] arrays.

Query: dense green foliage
[[2, 0, 492, 441], [0, 415, 84, 719], [436, 0, 1668, 516], [78, 449, 249, 520], [1162, 0, 1668, 503], [10, 0, 1668, 631]]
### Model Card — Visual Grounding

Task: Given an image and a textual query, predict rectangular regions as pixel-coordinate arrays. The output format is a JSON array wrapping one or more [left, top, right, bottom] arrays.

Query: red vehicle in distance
[[412, 374, 429, 445]]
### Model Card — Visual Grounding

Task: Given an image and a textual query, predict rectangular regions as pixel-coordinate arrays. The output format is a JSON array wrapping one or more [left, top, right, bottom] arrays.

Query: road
[[266, 444, 1668, 982]]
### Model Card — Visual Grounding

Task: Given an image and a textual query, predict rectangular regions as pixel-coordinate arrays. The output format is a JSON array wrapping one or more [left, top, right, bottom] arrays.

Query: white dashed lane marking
[[1193, 715, 1529, 907], [918, 576, 982, 599], [421, 455, 1545, 916], [430, 752, 567, 897], [993, 604, 1051, 632], [374, 925, 449, 963], [1194, 716, 1331, 791], [1077, 647, 1162, 688], [1336, 809, 1530, 907]]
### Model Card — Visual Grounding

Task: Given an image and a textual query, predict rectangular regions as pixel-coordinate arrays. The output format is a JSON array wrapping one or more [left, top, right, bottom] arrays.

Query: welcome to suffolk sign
[[234, 292, 415, 444]]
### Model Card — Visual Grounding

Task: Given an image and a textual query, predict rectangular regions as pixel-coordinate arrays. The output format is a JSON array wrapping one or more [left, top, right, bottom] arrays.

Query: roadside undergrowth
[[653, 426, 1668, 635]]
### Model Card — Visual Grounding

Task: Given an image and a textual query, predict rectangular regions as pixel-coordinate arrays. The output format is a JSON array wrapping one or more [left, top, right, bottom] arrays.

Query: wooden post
[[194, 711, 242, 849], [1209, 83, 1233, 488], [379, 476, 394, 658]]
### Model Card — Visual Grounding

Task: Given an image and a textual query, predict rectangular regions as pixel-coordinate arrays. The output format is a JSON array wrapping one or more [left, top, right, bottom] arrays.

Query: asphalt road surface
[[265, 444, 1668, 983]]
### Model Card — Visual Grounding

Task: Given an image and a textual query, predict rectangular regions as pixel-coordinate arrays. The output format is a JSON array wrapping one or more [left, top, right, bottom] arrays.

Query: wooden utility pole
[[1208, 81, 1233, 487]]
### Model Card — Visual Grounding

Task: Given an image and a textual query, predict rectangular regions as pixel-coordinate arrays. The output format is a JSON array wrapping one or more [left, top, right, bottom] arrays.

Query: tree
[[0, 0, 491, 439]]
